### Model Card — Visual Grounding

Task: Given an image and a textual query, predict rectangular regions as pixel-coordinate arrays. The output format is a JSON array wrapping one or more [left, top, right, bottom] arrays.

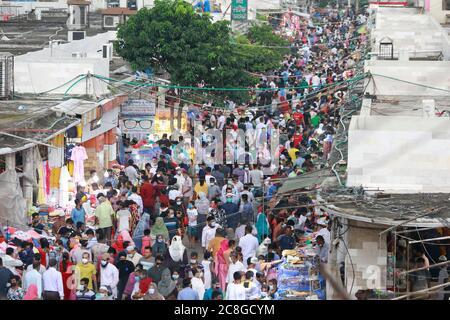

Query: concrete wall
[[347, 115, 450, 193], [0, 1, 68, 15], [428, 0, 450, 24], [14, 58, 109, 95], [343, 219, 387, 298], [14, 32, 116, 95], [372, 6, 450, 59], [365, 60, 450, 96]]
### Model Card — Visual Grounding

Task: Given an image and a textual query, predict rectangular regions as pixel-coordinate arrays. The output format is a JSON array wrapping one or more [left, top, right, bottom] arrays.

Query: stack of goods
[[275, 237, 326, 300]]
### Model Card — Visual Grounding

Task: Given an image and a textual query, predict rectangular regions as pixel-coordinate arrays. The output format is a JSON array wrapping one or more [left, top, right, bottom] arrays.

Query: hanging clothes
[[59, 166, 72, 208], [37, 165, 45, 205], [44, 161, 51, 198], [70, 145, 88, 185]]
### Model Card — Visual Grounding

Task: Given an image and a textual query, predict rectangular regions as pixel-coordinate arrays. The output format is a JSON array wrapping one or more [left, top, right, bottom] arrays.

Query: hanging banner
[[231, 0, 248, 21], [120, 99, 156, 138]]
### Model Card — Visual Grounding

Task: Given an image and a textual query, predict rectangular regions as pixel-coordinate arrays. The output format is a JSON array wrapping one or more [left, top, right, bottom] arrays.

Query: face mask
[[135, 276, 140, 282], [78, 285, 85, 291], [128, 253, 135, 258], [82, 258, 89, 264], [190, 259, 197, 264], [176, 201, 182, 205], [157, 238, 163, 243], [101, 260, 108, 267], [210, 222, 215, 227], [97, 293, 105, 298], [172, 274, 179, 280], [227, 198, 233, 203], [239, 165, 243, 169], [148, 288, 155, 295], [269, 285, 274, 291], [261, 292, 268, 297]]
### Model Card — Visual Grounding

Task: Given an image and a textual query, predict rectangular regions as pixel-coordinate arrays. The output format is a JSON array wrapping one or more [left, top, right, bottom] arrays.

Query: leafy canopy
[[115, 0, 288, 102]]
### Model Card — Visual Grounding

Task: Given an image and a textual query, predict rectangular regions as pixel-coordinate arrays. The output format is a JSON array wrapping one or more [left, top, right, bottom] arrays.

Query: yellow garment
[[77, 125, 82, 138], [75, 263, 97, 290], [50, 167, 61, 189], [68, 161, 74, 176], [37, 166, 45, 205], [288, 148, 299, 161], [194, 182, 208, 195]]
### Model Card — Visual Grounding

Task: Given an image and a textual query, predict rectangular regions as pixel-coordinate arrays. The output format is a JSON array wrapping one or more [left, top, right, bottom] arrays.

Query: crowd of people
[[0, 6, 368, 301]]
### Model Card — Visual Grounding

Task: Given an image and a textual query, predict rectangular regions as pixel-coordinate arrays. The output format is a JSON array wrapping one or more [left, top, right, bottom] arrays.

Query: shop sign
[[120, 99, 156, 116], [231, 0, 248, 21]]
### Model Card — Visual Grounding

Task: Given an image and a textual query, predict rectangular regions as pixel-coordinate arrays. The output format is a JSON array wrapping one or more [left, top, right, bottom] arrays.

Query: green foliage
[[115, 0, 288, 103]]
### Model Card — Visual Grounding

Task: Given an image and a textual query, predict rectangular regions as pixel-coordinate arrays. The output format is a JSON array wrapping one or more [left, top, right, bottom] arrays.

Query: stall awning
[[277, 169, 332, 194]]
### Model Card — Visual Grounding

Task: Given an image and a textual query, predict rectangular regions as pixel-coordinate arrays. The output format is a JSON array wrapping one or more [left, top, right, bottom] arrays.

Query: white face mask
[[261, 292, 268, 297], [82, 258, 89, 264], [190, 259, 197, 264], [172, 274, 179, 280], [210, 222, 215, 227], [148, 288, 155, 295], [78, 285, 85, 291], [101, 260, 108, 267]]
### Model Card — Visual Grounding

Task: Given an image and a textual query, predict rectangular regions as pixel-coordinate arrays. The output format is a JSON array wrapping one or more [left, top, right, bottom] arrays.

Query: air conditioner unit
[[422, 99, 435, 117], [0, 52, 14, 100], [104, 15, 120, 28], [68, 30, 86, 42], [102, 43, 113, 61], [72, 52, 87, 58]]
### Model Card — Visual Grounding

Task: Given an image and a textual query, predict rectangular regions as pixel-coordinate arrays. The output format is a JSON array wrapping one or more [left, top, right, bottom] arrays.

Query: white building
[[14, 31, 116, 95]]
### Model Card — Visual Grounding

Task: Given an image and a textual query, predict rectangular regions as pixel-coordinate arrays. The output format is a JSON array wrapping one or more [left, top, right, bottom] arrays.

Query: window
[[80, 6, 86, 25], [444, 0, 450, 10]]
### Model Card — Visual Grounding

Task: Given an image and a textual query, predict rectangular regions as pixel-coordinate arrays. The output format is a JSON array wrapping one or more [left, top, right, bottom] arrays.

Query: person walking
[[42, 259, 64, 300]]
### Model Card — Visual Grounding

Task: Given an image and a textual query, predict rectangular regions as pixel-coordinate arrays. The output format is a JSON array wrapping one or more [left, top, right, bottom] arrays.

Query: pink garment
[[23, 284, 39, 300], [141, 236, 152, 255], [44, 161, 51, 197], [70, 146, 88, 184], [120, 230, 135, 247], [215, 239, 229, 291]]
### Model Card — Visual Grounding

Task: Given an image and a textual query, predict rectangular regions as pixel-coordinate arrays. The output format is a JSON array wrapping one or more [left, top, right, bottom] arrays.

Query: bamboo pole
[[392, 282, 450, 300]]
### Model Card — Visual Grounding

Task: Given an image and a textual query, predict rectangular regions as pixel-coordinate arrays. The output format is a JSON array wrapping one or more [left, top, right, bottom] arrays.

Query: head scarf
[[23, 284, 39, 300], [195, 192, 210, 215], [139, 277, 153, 294], [158, 268, 176, 297], [144, 283, 165, 300], [168, 235, 185, 262], [151, 217, 169, 241], [112, 234, 124, 253], [152, 235, 168, 256]]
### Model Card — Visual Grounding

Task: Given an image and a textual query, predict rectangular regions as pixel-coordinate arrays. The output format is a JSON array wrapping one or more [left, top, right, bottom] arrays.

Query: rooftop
[[101, 8, 138, 15], [367, 95, 450, 117], [0, 100, 80, 155], [318, 188, 450, 227]]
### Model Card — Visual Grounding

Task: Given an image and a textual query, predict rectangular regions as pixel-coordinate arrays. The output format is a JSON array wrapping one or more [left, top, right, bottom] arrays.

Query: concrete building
[[425, 0, 450, 24], [14, 31, 116, 96], [322, 6, 450, 300]]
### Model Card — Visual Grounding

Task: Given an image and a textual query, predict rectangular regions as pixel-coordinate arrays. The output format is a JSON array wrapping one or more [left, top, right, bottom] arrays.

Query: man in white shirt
[[126, 246, 142, 267], [249, 166, 264, 188], [168, 184, 183, 201], [128, 187, 143, 215], [1, 247, 23, 275], [124, 160, 139, 185], [238, 225, 260, 268], [174, 167, 186, 192], [99, 253, 119, 299], [23, 261, 43, 299], [235, 220, 257, 242], [217, 112, 226, 131], [226, 251, 246, 285], [201, 216, 220, 250], [316, 220, 331, 246], [226, 271, 246, 300], [26, 254, 46, 275], [116, 203, 131, 233], [42, 258, 64, 300]]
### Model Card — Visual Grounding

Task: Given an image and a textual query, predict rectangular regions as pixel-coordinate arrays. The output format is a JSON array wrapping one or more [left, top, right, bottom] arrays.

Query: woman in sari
[[60, 252, 74, 300], [214, 239, 229, 291], [256, 210, 270, 243]]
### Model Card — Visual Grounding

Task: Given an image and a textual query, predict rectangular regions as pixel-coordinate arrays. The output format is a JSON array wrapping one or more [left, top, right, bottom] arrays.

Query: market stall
[[275, 233, 326, 300]]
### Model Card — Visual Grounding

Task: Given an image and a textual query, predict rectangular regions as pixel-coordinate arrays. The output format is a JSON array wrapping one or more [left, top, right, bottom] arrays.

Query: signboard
[[120, 99, 156, 116], [231, 0, 248, 21], [120, 99, 156, 138]]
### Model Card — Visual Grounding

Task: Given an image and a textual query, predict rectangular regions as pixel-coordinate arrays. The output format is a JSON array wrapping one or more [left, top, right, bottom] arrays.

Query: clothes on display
[[70, 145, 88, 185]]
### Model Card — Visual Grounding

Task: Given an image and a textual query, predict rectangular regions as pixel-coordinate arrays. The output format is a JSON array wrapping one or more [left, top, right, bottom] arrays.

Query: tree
[[115, 0, 289, 104]]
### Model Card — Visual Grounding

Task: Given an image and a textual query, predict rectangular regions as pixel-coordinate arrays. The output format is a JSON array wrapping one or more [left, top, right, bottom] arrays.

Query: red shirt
[[292, 112, 304, 126], [279, 96, 290, 113], [293, 133, 303, 148]]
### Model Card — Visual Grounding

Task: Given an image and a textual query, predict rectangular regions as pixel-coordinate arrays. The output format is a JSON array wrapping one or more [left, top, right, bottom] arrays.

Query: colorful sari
[[214, 239, 229, 291]]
